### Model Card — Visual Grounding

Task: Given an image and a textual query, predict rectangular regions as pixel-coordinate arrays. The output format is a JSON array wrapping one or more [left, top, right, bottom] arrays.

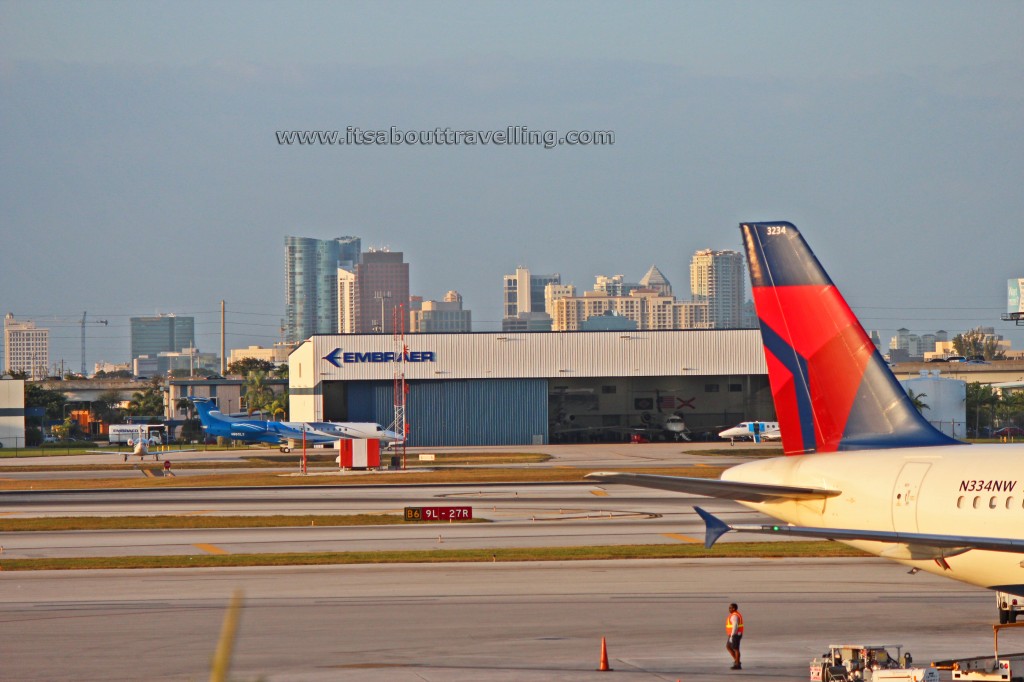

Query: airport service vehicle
[[931, 623, 1024, 680], [810, 644, 936, 681], [108, 423, 166, 444], [588, 222, 1024, 617], [1000, 592, 1024, 624]]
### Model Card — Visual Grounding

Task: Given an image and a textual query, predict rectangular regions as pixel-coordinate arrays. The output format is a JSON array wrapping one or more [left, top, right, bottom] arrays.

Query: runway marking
[[194, 543, 229, 555], [662, 533, 701, 544], [590, 490, 609, 497], [140, 469, 155, 478]]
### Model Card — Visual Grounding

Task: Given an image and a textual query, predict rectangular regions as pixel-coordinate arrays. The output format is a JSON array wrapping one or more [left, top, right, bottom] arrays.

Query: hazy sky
[[2, 1, 1023, 371]]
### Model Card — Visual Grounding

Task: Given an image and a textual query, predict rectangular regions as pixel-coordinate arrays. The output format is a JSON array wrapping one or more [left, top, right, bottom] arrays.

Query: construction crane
[[81, 312, 108, 375]]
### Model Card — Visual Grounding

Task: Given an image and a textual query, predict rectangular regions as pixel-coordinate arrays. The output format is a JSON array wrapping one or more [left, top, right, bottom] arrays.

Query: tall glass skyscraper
[[130, 314, 195, 360], [285, 236, 361, 343]]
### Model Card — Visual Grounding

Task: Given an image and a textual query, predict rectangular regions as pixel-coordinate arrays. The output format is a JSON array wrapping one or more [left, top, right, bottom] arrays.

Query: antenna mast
[[390, 304, 408, 469]]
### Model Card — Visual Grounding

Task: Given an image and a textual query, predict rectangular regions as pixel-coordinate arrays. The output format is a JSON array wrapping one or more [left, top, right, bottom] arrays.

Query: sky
[[2, 0, 1023, 372]]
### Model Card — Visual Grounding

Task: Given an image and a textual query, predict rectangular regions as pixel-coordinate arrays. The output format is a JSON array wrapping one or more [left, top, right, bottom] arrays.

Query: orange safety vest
[[726, 611, 744, 634]]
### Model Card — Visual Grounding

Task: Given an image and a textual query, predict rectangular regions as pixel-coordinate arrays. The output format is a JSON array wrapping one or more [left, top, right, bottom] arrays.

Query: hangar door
[[330, 379, 549, 447]]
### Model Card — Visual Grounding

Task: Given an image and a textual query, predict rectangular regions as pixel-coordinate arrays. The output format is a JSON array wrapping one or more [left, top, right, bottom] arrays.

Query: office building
[[355, 250, 410, 334], [690, 249, 745, 329], [639, 265, 672, 297], [3, 314, 49, 378], [130, 314, 195, 360], [284, 235, 362, 343], [227, 344, 294, 367], [502, 267, 560, 332], [410, 291, 472, 333]]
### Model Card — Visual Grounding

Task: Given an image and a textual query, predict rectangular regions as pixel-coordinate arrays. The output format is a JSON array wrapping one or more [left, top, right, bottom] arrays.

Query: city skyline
[[3, 3, 1022, 369], [6, 236, 1018, 374]]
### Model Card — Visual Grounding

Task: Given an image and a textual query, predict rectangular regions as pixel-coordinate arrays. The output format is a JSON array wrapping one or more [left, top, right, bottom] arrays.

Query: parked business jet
[[663, 415, 691, 441], [89, 429, 195, 461], [189, 397, 400, 452], [718, 421, 780, 443], [589, 221, 1024, 606]]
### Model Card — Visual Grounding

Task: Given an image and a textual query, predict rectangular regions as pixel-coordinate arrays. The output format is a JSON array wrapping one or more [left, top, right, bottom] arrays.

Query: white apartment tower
[[502, 267, 560, 332], [690, 249, 745, 329], [336, 266, 357, 334], [4, 313, 50, 378]]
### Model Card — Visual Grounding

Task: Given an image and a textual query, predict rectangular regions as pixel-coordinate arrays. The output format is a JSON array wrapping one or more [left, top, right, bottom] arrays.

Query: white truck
[[999, 592, 1024, 624], [107, 424, 166, 445], [932, 622, 1024, 681], [810, 644, 938, 681]]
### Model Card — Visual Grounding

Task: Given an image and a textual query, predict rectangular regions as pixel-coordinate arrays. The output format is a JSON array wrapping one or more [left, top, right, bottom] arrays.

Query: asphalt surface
[[0, 559, 996, 681], [0, 443, 995, 681]]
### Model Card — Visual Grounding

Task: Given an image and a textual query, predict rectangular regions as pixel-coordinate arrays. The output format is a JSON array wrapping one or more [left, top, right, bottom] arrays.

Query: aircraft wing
[[585, 472, 840, 503], [87, 448, 196, 455], [694, 506, 1024, 554]]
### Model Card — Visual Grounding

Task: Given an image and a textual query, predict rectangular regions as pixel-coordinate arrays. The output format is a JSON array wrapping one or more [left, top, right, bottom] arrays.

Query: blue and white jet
[[189, 397, 402, 452]]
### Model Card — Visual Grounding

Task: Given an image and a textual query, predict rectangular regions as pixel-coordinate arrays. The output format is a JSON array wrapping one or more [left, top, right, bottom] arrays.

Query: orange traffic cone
[[598, 636, 612, 671]]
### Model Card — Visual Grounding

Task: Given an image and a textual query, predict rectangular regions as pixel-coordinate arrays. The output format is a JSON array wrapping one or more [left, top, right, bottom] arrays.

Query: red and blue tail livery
[[740, 221, 959, 455]]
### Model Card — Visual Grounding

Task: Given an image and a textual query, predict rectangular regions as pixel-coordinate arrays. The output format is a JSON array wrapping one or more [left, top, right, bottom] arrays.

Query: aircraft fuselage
[[726, 443, 1024, 592]]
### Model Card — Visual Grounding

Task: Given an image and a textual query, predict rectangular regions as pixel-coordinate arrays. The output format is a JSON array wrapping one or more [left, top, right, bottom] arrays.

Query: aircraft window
[[990, 496, 998, 509], [973, 496, 981, 509], [1007, 497, 1015, 509], [957, 496, 965, 508]]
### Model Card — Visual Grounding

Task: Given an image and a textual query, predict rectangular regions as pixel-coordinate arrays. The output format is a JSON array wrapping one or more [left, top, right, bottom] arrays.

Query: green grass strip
[[0, 542, 868, 571]]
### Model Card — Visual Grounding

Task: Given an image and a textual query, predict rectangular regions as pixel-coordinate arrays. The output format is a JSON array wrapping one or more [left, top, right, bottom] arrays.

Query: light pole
[[374, 291, 392, 334]]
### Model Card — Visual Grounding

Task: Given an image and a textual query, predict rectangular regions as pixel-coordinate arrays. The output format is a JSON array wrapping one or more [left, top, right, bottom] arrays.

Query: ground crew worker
[[726, 602, 743, 670]]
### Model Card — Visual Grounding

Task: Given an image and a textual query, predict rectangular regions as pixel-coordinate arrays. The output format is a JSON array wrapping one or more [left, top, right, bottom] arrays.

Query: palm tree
[[906, 389, 929, 414], [125, 378, 165, 419], [243, 370, 272, 417], [267, 396, 288, 421]]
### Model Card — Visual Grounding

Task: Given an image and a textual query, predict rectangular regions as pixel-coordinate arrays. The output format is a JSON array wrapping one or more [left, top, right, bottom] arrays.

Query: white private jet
[[589, 221, 1024, 614], [718, 421, 780, 443], [89, 428, 194, 461], [663, 415, 691, 441]]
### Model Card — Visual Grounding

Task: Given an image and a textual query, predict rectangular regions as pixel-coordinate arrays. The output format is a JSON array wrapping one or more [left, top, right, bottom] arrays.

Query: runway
[[0, 559, 994, 681], [0, 484, 780, 559], [0, 444, 1005, 680]]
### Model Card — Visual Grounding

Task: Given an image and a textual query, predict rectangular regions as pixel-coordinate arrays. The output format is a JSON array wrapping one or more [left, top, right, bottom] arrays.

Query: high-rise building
[[410, 290, 472, 333], [639, 265, 672, 297], [336, 266, 357, 334], [502, 267, 560, 332], [544, 283, 576, 315], [130, 314, 196, 360], [285, 235, 362, 343], [3, 313, 49, 378], [690, 249, 745, 329], [356, 250, 410, 334], [593, 274, 639, 297]]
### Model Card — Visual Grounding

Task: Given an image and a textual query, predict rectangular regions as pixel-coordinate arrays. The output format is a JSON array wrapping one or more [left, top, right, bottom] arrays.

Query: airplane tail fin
[[740, 222, 960, 455], [188, 397, 222, 427]]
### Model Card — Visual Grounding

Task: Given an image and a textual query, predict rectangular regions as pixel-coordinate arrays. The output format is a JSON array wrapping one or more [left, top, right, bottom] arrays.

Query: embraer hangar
[[289, 330, 771, 446]]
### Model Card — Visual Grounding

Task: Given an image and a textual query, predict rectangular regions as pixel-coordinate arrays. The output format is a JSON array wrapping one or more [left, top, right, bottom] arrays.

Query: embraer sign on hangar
[[323, 348, 436, 367]]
